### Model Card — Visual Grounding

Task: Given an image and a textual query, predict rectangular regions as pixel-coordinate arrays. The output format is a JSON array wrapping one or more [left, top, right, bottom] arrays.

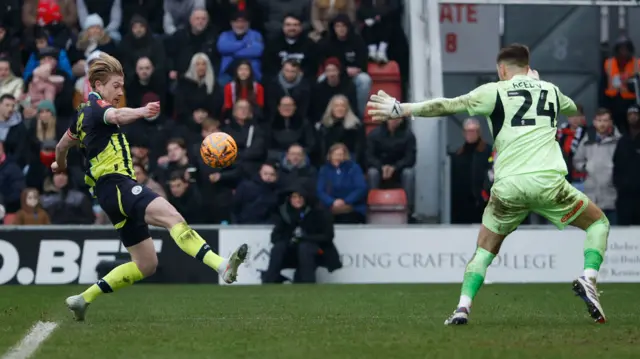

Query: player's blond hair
[[88, 53, 124, 89]]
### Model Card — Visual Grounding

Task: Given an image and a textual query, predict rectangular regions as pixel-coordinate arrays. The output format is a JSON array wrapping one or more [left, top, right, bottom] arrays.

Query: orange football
[[200, 132, 238, 168]]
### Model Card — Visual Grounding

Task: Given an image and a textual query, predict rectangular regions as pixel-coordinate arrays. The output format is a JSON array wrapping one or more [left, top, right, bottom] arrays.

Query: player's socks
[[583, 215, 610, 282], [81, 262, 144, 303], [170, 222, 226, 272], [458, 247, 496, 309]]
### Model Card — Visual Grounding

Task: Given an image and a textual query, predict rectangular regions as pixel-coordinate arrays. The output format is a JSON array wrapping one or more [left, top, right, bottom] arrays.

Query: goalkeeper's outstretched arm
[[399, 95, 473, 118], [368, 84, 496, 122]]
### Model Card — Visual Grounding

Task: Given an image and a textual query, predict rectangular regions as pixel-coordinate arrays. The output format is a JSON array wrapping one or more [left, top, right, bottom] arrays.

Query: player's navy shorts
[[95, 174, 159, 247]]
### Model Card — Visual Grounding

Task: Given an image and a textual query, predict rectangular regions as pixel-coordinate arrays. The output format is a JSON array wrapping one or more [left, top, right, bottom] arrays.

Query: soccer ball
[[200, 132, 238, 168]]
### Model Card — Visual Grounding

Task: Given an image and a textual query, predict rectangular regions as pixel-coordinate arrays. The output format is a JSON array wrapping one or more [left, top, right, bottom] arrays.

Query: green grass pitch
[[1, 284, 639, 359]]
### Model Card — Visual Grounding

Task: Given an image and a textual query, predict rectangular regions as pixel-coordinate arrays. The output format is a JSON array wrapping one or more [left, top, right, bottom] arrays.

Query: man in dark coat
[[263, 183, 341, 284]]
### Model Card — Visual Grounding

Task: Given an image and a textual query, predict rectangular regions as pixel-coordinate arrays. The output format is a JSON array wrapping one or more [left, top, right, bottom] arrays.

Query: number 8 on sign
[[445, 33, 457, 53]]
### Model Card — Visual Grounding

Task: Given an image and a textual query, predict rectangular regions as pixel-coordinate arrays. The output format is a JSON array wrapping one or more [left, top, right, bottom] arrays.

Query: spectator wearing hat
[[310, 57, 358, 124], [217, 11, 264, 86], [207, 0, 265, 35], [0, 56, 24, 100], [23, 28, 73, 81], [0, 20, 21, 75], [26, 46, 74, 117], [120, 0, 164, 36], [318, 14, 371, 118], [262, 14, 317, 80], [163, 0, 206, 36], [613, 104, 640, 225], [74, 14, 117, 61], [0, 94, 29, 168], [77, 0, 122, 42], [22, 0, 78, 50], [166, 8, 218, 82], [264, 59, 312, 120], [117, 15, 167, 80], [123, 91, 167, 160], [0, 140, 25, 215], [263, 182, 340, 284]]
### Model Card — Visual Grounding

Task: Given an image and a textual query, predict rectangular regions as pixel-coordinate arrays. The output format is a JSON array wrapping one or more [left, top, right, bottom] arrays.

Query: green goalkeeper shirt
[[462, 74, 578, 181]]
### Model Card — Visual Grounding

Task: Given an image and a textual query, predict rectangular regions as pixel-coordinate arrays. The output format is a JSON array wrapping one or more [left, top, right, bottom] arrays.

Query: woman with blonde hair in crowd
[[175, 52, 222, 125], [319, 94, 365, 165]]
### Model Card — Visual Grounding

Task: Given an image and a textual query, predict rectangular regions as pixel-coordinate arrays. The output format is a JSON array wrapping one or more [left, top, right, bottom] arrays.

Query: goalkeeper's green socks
[[170, 222, 226, 272], [583, 215, 609, 282], [458, 247, 496, 309], [81, 262, 145, 303]]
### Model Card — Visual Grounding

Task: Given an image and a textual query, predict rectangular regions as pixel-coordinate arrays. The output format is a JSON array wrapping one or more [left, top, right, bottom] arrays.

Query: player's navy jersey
[[462, 74, 578, 181], [67, 92, 135, 192]]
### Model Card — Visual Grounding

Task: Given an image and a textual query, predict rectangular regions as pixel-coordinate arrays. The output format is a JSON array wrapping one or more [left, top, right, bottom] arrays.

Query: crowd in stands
[[0, 0, 415, 227], [450, 35, 640, 226]]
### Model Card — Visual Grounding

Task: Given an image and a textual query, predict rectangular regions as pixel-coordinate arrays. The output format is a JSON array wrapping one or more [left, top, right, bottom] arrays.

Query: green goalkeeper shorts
[[482, 170, 589, 235]]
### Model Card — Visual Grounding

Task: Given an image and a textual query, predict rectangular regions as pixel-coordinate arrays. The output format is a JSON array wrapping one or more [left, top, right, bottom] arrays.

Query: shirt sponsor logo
[[97, 100, 110, 108], [561, 200, 584, 223]]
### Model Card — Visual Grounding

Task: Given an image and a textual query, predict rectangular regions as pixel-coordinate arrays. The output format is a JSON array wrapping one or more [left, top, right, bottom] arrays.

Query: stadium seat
[[364, 61, 402, 124], [3, 213, 17, 225], [367, 189, 408, 224]]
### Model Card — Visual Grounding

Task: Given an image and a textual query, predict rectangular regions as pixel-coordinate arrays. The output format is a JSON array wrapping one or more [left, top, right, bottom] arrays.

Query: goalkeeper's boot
[[444, 307, 469, 326], [572, 276, 606, 323], [65, 294, 89, 322], [221, 244, 249, 284]]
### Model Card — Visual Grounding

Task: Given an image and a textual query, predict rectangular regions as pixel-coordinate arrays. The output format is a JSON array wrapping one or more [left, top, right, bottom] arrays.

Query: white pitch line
[[2, 321, 58, 359]]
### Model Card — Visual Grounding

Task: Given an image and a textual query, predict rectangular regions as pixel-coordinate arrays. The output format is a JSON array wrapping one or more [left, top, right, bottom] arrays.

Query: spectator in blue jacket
[[23, 28, 73, 81], [216, 11, 264, 85], [0, 141, 26, 214], [317, 143, 367, 224]]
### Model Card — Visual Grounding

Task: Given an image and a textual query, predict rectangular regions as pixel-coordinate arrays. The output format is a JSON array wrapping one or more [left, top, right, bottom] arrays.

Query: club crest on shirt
[[97, 100, 110, 108], [132, 185, 142, 195]]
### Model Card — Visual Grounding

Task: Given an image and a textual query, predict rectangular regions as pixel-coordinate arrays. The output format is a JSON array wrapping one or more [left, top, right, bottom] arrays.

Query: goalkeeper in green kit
[[367, 44, 609, 325]]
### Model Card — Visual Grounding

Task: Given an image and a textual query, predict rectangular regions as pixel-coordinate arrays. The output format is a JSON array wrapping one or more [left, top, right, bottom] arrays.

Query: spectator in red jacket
[[223, 60, 264, 117]]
